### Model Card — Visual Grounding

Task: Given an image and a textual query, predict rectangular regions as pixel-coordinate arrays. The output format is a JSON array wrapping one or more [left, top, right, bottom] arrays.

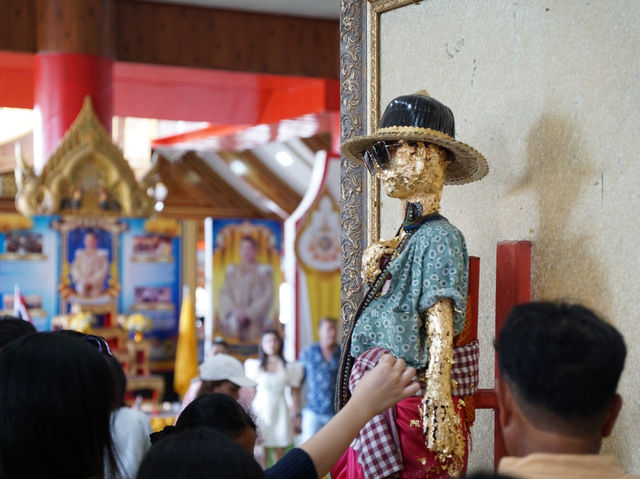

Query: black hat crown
[[379, 91, 455, 138]]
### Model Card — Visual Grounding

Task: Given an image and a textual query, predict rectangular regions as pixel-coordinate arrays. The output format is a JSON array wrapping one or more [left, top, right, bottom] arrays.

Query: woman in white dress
[[245, 329, 303, 465]]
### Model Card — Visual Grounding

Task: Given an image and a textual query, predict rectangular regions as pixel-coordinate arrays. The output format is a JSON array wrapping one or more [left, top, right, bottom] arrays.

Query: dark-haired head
[[53, 328, 87, 339], [0, 332, 117, 478], [139, 427, 265, 479], [496, 301, 626, 437], [107, 354, 127, 409], [53, 330, 123, 409], [259, 328, 284, 369], [152, 393, 256, 453], [197, 379, 240, 400], [53, 330, 113, 356], [0, 315, 36, 350]]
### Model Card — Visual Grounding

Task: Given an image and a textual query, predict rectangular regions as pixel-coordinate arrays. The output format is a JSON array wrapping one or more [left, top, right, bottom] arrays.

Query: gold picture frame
[[339, 0, 421, 332]]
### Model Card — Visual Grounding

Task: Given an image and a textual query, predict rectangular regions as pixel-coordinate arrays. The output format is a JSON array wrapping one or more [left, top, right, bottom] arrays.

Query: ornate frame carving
[[339, 0, 420, 332], [339, 0, 367, 332], [14, 97, 157, 218]]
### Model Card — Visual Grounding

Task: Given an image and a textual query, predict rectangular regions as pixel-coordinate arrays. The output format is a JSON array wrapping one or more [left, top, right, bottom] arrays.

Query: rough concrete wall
[[377, 0, 640, 472]]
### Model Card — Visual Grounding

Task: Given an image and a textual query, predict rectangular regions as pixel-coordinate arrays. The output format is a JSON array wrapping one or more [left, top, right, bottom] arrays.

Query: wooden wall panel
[[0, 1, 338, 79], [36, 0, 115, 55], [0, 0, 36, 53], [115, 2, 339, 78]]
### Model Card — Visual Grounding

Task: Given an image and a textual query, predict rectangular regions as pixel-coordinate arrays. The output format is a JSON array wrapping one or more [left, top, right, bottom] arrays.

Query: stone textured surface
[[377, 0, 640, 472]]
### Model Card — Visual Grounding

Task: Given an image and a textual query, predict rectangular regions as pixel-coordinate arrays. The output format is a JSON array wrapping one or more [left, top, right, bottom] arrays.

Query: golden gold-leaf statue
[[336, 91, 487, 478]]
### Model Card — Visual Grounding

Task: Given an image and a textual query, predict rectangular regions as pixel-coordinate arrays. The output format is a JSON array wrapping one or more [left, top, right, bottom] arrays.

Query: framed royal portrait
[[53, 217, 127, 319], [206, 218, 282, 358]]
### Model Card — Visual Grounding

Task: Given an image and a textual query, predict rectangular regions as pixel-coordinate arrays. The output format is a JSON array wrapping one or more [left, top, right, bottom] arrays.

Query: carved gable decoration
[[15, 97, 155, 217]]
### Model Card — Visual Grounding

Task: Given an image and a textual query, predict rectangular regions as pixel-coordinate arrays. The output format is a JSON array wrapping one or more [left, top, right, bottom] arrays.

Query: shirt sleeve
[[415, 223, 468, 335], [265, 447, 317, 479]]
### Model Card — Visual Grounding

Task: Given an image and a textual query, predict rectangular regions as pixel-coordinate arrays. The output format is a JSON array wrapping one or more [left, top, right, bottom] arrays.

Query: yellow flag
[[173, 286, 199, 397]]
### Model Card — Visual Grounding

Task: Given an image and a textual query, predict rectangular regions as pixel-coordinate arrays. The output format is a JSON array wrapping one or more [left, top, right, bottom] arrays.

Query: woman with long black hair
[[0, 332, 118, 479]]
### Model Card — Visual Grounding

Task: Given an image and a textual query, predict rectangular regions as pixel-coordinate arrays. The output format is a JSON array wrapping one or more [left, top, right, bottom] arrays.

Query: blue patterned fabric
[[350, 217, 469, 368], [299, 342, 341, 415]]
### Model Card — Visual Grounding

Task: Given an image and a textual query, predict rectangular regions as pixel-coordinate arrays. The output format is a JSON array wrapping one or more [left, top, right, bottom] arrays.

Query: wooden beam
[[301, 132, 332, 154], [157, 153, 275, 219], [218, 150, 302, 215], [180, 152, 266, 213]]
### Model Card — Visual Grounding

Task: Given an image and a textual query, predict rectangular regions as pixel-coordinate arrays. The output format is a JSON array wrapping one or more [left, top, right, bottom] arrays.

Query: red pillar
[[493, 240, 532, 467], [33, 0, 115, 172]]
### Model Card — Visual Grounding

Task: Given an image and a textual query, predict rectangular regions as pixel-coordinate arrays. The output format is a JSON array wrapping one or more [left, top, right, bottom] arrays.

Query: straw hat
[[340, 91, 488, 185]]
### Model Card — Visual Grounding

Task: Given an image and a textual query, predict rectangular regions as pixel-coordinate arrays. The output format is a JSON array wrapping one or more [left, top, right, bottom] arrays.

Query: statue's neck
[[406, 192, 442, 217], [404, 198, 442, 226]]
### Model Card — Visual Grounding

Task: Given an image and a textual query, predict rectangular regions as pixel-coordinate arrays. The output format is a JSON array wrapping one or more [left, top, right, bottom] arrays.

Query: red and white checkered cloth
[[348, 340, 479, 478], [349, 347, 404, 478], [451, 339, 480, 396]]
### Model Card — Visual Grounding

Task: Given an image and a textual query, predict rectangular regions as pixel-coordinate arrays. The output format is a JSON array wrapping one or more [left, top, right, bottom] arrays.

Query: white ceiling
[[147, 0, 340, 19]]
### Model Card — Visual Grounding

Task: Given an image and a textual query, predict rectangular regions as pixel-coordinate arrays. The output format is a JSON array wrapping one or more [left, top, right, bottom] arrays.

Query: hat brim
[[228, 375, 257, 388], [340, 126, 488, 185]]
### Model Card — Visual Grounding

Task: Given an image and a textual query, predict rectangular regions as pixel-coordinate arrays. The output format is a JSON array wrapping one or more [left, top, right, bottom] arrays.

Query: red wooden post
[[33, 0, 115, 171], [474, 240, 532, 469]]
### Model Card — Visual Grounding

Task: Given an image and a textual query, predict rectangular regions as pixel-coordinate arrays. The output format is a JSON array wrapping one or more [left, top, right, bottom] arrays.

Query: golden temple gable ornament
[[15, 96, 158, 217]]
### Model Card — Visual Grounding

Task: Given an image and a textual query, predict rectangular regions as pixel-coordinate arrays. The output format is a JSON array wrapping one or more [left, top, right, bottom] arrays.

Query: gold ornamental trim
[[340, 0, 368, 333]]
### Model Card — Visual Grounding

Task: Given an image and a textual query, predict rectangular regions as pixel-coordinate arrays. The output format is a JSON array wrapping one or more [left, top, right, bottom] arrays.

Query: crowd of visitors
[[0, 299, 636, 478]]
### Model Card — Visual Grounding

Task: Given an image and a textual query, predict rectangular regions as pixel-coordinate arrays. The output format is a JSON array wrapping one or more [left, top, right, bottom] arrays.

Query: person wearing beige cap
[[180, 353, 256, 412], [196, 353, 256, 400], [334, 91, 487, 478]]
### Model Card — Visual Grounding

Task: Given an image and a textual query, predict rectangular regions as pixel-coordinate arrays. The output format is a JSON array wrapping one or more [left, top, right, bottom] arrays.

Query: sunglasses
[[362, 141, 416, 175], [84, 334, 113, 356]]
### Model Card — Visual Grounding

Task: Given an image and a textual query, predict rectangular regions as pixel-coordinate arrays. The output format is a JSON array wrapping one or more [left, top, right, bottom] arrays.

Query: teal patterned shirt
[[350, 217, 469, 368]]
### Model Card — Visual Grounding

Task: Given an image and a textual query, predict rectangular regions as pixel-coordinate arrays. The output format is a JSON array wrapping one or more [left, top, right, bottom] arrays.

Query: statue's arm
[[421, 298, 463, 461]]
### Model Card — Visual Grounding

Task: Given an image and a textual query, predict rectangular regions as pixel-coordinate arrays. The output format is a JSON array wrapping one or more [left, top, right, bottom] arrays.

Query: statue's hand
[[421, 391, 462, 459], [361, 237, 402, 285]]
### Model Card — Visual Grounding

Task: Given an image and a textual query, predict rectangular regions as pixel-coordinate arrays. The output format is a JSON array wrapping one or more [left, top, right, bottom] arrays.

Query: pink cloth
[[330, 447, 364, 479]]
